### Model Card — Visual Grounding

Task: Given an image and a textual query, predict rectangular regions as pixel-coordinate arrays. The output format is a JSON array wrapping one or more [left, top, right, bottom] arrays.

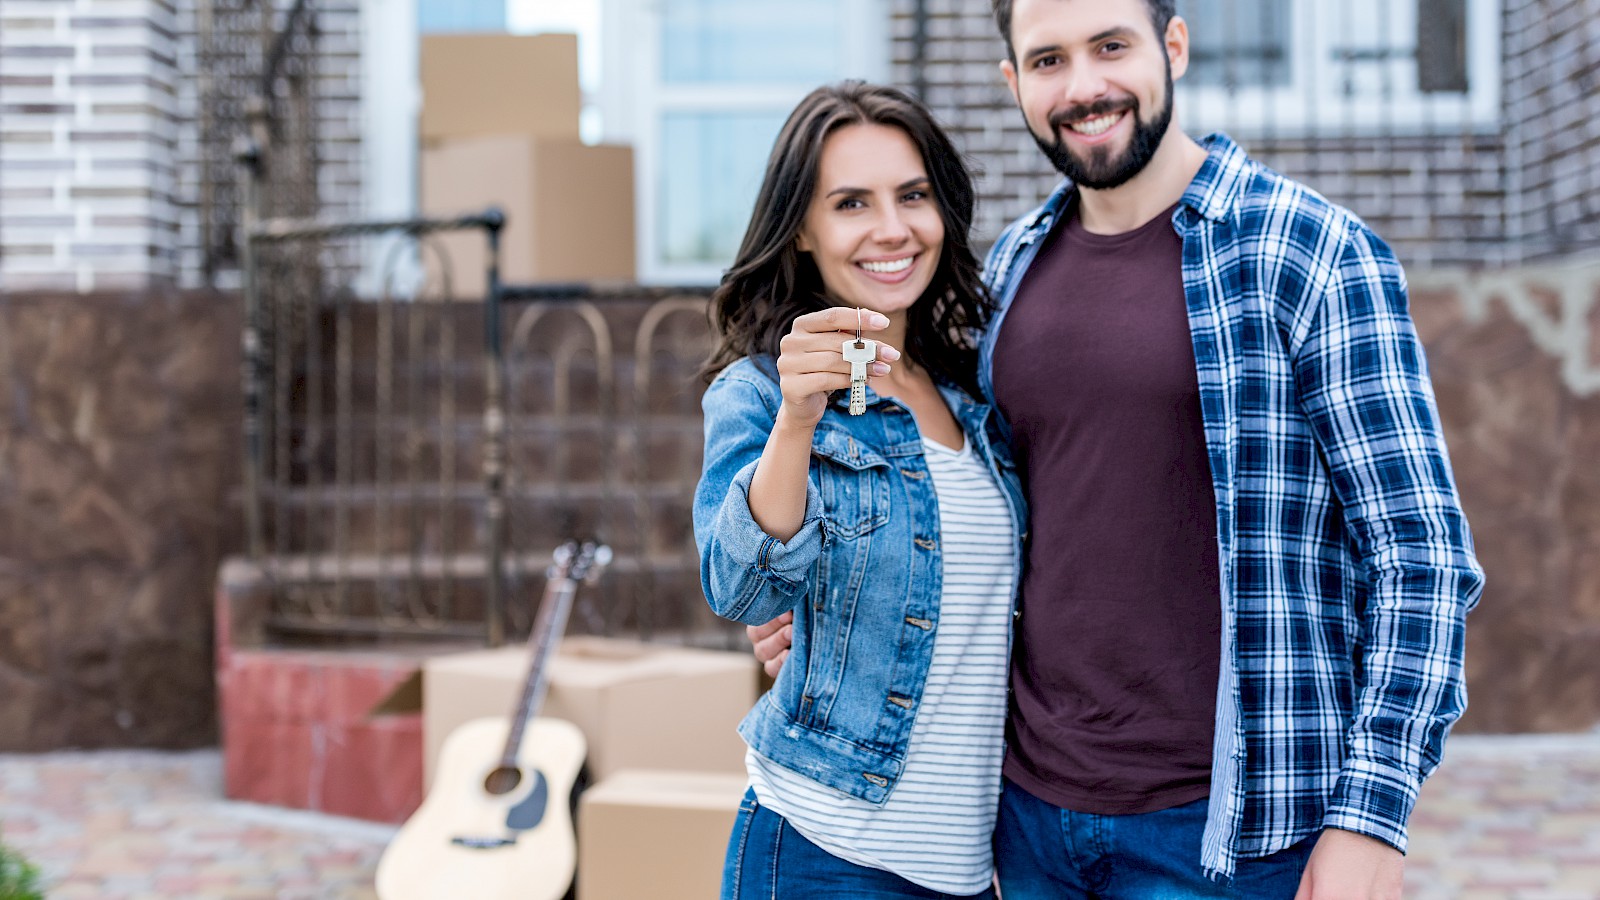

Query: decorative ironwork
[[198, 0, 323, 284]]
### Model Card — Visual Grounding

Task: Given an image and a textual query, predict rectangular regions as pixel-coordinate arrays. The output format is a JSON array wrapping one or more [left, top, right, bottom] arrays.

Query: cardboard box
[[577, 770, 747, 900], [420, 135, 636, 297], [422, 636, 757, 787], [420, 33, 581, 143]]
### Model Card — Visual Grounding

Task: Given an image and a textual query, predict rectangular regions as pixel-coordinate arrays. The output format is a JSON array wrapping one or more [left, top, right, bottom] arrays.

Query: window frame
[[601, 0, 891, 285], [1174, 0, 1502, 136]]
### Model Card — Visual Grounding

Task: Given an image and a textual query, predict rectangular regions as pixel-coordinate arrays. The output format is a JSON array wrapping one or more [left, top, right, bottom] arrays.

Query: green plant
[[0, 837, 43, 900]]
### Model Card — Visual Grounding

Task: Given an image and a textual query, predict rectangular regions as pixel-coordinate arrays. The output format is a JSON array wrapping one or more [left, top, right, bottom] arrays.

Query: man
[[747, 0, 1483, 896]]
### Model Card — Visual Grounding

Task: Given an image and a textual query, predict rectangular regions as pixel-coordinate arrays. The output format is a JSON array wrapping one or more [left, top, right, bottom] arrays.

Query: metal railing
[[215, 0, 734, 649], [236, 188, 725, 645]]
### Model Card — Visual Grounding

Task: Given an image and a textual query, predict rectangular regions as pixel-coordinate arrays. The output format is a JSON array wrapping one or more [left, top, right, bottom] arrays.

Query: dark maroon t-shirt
[[992, 201, 1221, 815]]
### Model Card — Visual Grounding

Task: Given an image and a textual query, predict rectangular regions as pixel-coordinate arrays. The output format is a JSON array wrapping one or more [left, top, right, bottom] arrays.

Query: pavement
[[0, 734, 1597, 899]]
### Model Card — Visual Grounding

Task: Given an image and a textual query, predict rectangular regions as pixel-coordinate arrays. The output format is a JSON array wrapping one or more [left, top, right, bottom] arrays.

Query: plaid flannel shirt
[[977, 134, 1484, 880]]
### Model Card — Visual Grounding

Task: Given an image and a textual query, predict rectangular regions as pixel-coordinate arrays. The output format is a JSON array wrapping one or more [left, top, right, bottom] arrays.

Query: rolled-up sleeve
[[693, 372, 827, 625]]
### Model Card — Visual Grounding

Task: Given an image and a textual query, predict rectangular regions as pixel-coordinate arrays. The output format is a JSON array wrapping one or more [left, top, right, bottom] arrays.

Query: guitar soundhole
[[484, 765, 522, 796]]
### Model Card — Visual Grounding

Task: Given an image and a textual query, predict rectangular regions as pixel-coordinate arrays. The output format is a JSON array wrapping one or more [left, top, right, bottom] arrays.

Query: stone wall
[[0, 290, 240, 750], [1412, 263, 1600, 732]]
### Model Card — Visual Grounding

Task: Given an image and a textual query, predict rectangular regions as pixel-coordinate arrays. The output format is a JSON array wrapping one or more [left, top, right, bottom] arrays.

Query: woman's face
[[796, 123, 945, 318]]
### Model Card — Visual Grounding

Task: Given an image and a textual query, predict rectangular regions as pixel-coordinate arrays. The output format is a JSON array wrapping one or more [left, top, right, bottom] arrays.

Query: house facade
[[6, 0, 1592, 291], [599, 0, 1599, 278]]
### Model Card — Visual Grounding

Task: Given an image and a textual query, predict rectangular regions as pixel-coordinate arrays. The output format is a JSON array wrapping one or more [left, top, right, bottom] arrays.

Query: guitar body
[[376, 717, 587, 900]]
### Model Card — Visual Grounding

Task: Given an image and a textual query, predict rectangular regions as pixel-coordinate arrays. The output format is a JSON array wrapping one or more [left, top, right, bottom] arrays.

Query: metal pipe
[[236, 135, 266, 561], [910, 0, 929, 101], [482, 208, 507, 647]]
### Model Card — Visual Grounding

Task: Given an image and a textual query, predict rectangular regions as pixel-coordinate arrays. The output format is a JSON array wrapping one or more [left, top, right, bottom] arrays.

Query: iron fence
[[237, 198, 725, 646]]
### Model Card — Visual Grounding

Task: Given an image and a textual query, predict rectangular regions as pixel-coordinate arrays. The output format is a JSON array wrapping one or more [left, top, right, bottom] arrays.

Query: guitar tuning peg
[[582, 545, 612, 585]]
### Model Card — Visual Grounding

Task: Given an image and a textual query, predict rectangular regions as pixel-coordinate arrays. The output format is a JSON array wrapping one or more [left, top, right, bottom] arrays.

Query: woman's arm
[[693, 308, 897, 624]]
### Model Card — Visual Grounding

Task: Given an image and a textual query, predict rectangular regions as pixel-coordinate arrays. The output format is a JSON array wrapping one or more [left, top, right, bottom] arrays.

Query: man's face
[[1000, 0, 1187, 190]]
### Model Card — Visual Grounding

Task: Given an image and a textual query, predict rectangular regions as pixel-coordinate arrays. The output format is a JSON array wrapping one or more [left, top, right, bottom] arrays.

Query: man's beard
[[1029, 65, 1175, 190]]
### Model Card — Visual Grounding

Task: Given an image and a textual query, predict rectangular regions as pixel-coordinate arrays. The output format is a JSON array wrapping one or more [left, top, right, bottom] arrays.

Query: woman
[[693, 81, 1026, 899]]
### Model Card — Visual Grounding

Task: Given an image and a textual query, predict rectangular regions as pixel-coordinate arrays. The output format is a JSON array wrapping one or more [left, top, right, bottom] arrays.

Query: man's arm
[[1296, 829, 1403, 900], [1291, 221, 1485, 861]]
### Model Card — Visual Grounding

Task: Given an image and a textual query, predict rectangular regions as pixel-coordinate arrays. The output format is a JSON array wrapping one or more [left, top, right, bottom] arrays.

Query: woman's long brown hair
[[700, 81, 992, 399]]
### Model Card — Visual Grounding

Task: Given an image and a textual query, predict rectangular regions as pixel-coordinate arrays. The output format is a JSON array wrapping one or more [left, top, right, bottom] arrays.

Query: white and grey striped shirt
[[748, 436, 1015, 894]]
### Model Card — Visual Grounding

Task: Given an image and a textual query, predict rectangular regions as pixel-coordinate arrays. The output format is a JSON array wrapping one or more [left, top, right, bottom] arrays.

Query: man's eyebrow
[[1022, 26, 1139, 62], [825, 177, 931, 199], [1021, 43, 1063, 64], [1088, 26, 1139, 44]]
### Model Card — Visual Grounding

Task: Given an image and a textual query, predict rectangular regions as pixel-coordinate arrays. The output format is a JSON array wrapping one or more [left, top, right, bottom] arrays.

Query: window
[[602, 0, 889, 283], [1173, 0, 1500, 133]]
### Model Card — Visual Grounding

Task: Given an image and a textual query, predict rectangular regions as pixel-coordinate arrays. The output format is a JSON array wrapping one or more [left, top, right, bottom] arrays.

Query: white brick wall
[[0, 0, 182, 291]]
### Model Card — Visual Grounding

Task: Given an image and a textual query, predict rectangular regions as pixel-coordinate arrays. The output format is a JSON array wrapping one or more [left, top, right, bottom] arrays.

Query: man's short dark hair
[[992, 0, 1177, 63]]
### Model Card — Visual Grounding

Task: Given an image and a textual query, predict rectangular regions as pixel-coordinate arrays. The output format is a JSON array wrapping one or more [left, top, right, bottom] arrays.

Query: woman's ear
[[795, 233, 812, 253]]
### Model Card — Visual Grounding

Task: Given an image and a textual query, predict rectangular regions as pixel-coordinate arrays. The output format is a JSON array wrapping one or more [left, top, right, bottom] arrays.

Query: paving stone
[[2, 736, 1599, 896]]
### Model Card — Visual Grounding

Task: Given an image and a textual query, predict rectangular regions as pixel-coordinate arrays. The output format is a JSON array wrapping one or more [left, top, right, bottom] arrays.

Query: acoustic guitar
[[376, 540, 611, 900]]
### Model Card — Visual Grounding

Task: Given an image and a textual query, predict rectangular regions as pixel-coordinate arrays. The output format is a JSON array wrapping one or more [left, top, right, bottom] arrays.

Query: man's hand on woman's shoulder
[[748, 612, 794, 680]]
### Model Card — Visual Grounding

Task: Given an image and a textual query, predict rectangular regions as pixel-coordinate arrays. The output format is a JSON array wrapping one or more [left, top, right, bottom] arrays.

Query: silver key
[[842, 338, 878, 415]]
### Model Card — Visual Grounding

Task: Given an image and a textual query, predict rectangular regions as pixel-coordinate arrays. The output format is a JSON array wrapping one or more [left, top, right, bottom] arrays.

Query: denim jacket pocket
[[811, 428, 891, 540]]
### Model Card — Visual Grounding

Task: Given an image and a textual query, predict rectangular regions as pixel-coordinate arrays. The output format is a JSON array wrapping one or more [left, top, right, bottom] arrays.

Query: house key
[[842, 337, 878, 415]]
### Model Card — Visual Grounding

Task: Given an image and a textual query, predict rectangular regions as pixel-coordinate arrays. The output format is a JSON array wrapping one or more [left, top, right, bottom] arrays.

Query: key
[[842, 338, 878, 416]]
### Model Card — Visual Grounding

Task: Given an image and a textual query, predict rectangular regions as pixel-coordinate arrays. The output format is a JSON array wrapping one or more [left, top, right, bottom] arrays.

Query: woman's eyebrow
[[825, 177, 930, 199]]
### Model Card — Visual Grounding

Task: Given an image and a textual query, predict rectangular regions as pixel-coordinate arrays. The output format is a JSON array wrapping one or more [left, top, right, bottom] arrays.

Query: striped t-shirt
[[747, 436, 1016, 894]]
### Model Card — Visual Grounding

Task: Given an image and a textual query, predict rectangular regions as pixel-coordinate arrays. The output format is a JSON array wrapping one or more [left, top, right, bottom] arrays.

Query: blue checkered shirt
[[977, 134, 1484, 880]]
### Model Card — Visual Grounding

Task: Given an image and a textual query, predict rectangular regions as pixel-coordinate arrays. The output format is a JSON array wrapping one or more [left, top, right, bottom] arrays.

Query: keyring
[[855, 307, 863, 342]]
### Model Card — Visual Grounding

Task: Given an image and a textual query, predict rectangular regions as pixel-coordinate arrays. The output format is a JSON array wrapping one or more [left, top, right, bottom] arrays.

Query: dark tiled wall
[[0, 291, 241, 749]]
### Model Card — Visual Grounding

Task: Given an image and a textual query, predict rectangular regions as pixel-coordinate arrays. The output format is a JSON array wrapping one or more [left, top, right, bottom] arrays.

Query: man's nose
[[1059, 61, 1110, 110]]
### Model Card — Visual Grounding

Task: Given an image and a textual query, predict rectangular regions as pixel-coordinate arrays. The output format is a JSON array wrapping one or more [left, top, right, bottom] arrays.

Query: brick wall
[[0, 0, 183, 291], [887, 0, 1594, 268], [1502, 0, 1600, 260]]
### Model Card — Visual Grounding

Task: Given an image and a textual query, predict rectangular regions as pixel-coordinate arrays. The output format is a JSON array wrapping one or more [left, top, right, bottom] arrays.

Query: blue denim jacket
[[693, 356, 1026, 805]]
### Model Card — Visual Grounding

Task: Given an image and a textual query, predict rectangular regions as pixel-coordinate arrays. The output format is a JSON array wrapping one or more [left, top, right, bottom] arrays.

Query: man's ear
[[1000, 59, 1021, 106], [1165, 15, 1191, 82]]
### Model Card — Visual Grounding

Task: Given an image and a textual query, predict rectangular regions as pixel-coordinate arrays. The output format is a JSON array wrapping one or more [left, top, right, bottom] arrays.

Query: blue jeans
[[721, 789, 997, 900], [994, 777, 1318, 899]]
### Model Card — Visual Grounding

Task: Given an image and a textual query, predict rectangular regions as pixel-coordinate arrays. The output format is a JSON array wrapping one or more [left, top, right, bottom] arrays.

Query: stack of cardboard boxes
[[421, 636, 755, 899], [419, 33, 636, 297], [416, 35, 747, 897]]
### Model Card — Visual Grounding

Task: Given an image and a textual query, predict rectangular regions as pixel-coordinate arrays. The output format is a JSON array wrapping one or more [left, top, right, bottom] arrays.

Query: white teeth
[[860, 257, 914, 274], [1069, 113, 1120, 136]]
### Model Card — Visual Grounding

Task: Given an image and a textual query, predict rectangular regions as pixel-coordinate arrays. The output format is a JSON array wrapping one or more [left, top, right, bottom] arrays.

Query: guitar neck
[[499, 577, 579, 767]]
